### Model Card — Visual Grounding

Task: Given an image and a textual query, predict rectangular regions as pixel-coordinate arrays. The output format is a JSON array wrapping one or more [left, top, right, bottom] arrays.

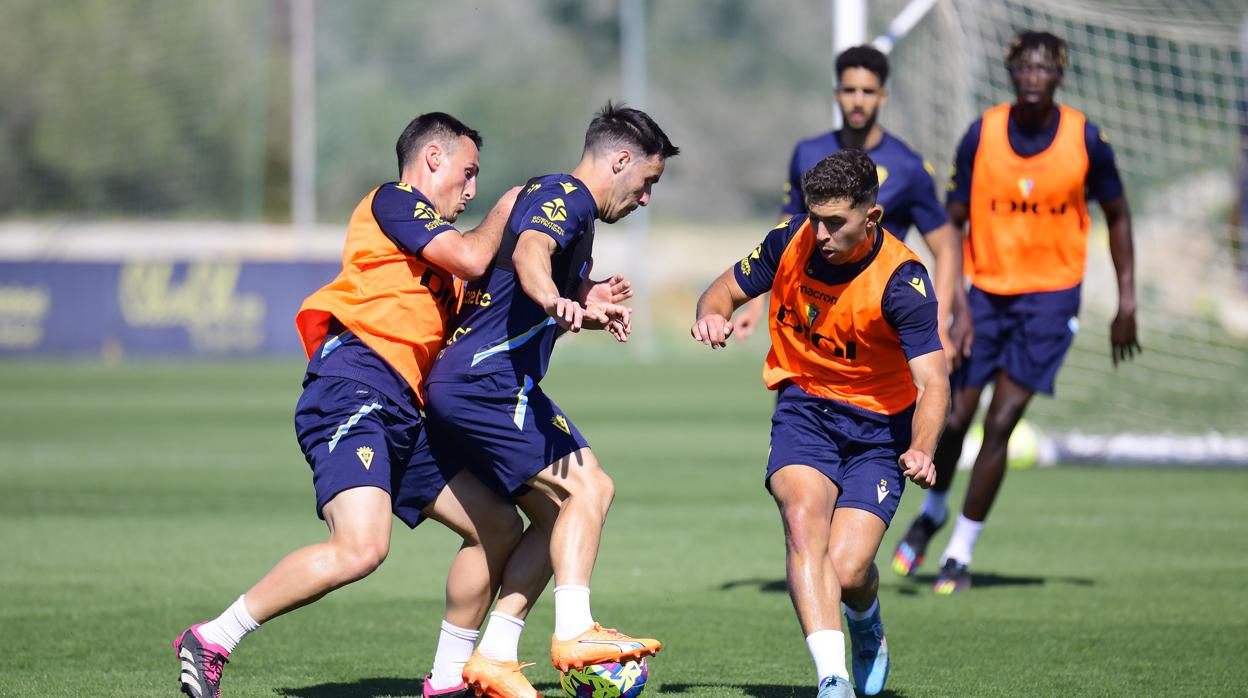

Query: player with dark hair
[[736, 45, 969, 370], [421, 102, 678, 694], [172, 112, 525, 698], [891, 30, 1140, 593], [692, 150, 949, 697]]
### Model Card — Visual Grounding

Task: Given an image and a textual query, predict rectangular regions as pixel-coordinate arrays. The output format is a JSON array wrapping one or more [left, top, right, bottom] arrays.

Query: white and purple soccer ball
[[560, 658, 648, 698]]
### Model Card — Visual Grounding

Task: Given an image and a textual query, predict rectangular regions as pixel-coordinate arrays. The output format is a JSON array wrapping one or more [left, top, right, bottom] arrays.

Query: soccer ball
[[957, 419, 1043, 470], [560, 659, 648, 698]]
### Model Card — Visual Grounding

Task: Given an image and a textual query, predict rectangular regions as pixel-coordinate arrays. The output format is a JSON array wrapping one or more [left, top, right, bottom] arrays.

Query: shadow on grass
[[658, 683, 913, 698], [724, 571, 1094, 597], [279, 678, 914, 698], [718, 578, 787, 593], [278, 677, 419, 697], [892, 571, 1094, 595]]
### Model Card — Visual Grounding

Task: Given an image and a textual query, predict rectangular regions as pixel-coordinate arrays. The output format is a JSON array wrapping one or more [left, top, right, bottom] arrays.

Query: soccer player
[[172, 112, 526, 698], [736, 45, 970, 369], [691, 150, 949, 698], [891, 31, 1140, 593], [422, 102, 678, 686]]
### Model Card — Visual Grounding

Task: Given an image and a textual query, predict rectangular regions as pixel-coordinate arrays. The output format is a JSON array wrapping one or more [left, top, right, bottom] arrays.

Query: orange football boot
[[550, 623, 661, 671], [462, 651, 541, 698]]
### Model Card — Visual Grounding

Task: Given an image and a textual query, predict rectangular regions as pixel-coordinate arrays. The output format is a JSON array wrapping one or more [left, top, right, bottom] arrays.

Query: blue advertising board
[[0, 261, 340, 355]]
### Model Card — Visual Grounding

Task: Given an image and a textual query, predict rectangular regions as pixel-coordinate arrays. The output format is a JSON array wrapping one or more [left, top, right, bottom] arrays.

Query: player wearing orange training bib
[[173, 113, 529, 698], [692, 150, 949, 698], [892, 31, 1141, 595]]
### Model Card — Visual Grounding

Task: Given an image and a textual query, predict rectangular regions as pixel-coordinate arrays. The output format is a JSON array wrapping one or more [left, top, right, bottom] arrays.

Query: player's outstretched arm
[[513, 229, 604, 333], [1102, 194, 1140, 366], [899, 350, 950, 488], [422, 186, 521, 280], [691, 267, 752, 349]]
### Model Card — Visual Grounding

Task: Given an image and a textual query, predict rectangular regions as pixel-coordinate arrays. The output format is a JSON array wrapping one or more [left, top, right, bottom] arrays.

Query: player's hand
[[691, 314, 734, 349], [1109, 307, 1140, 366], [898, 449, 936, 488], [583, 303, 632, 340], [583, 272, 633, 306], [605, 318, 629, 343], [545, 296, 588, 333], [939, 327, 959, 373], [949, 310, 974, 364], [733, 297, 764, 343]]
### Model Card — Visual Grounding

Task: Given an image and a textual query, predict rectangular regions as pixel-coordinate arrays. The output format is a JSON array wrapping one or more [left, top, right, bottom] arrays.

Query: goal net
[[871, 0, 1248, 456]]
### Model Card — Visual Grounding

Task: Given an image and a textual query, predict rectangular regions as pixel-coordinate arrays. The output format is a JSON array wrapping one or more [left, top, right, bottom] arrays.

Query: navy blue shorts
[[953, 286, 1080, 396], [294, 376, 454, 528], [766, 382, 913, 525], [424, 373, 590, 500]]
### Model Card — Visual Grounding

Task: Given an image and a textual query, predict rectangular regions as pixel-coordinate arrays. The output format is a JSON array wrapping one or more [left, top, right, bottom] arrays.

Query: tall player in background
[[172, 113, 525, 698], [891, 31, 1140, 593], [423, 103, 678, 692], [692, 151, 948, 697], [736, 45, 969, 369]]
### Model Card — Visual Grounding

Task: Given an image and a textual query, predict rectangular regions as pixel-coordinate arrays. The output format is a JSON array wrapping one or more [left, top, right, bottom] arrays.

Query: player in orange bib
[[172, 112, 535, 698], [692, 150, 949, 698], [891, 31, 1141, 594]]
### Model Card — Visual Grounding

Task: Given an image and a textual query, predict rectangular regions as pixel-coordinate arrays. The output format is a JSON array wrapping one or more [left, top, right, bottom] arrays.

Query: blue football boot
[[816, 675, 855, 698], [846, 604, 889, 696]]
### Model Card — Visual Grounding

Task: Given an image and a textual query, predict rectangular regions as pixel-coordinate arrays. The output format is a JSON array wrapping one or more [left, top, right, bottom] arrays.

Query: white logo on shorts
[[876, 479, 889, 503]]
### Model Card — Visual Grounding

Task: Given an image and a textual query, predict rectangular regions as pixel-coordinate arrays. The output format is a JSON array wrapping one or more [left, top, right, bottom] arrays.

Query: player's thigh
[[422, 468, 523, 545], [769, 465, 840, 554], [321, 486, 394, 557], [765, 383, 847, 513], [295, 376, 413, 534], [517, 487, 562, 530], [954, 287, 1010, 391], [525, 447, 610, 504], [425, 377, 590, 501], [828, 506, 888, 584], [1005, 307, 1077, 395]]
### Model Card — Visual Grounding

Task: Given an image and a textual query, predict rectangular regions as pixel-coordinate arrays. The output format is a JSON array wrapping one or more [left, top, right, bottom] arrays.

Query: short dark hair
[[1006, 31, 1067, 73], [583, 101, 680, 160], [836, 45, 890, 85], [801, 150, 878, 209], [395, 112, 483, 175]]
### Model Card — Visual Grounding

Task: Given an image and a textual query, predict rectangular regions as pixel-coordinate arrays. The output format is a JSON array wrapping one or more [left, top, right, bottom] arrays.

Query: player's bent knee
[[332, 538, 389, 582], [477, 509, 524, 552], [587, 467, 615, 511], [833, 555, 875, 591]]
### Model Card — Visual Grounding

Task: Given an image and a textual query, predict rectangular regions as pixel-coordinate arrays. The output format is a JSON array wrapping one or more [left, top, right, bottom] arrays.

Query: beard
[[843, 109, 878, 135]]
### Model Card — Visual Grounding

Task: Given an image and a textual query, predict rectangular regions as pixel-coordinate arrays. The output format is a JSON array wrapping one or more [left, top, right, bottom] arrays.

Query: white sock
[[920, 490, 949, 524], [805, 629, 849, 683], [942, 514, 985, 565], [477, 611, 525, 663], [197, 595, 260, 654], [842, 597, 879, 623], [553, 585, 594, 641], [428, 621, 479, 690]]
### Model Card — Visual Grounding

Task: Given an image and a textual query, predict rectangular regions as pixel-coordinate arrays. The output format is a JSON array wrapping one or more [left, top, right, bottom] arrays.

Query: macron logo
[[876, 481, 889, 503]]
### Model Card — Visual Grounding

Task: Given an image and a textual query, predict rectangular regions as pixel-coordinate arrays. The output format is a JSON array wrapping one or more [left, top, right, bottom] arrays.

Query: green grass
[[1, 351, 1246, 697]]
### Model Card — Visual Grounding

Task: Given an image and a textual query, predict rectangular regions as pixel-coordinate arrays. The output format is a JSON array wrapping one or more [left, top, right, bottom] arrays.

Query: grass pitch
[[1, 345, 1245, 697]]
